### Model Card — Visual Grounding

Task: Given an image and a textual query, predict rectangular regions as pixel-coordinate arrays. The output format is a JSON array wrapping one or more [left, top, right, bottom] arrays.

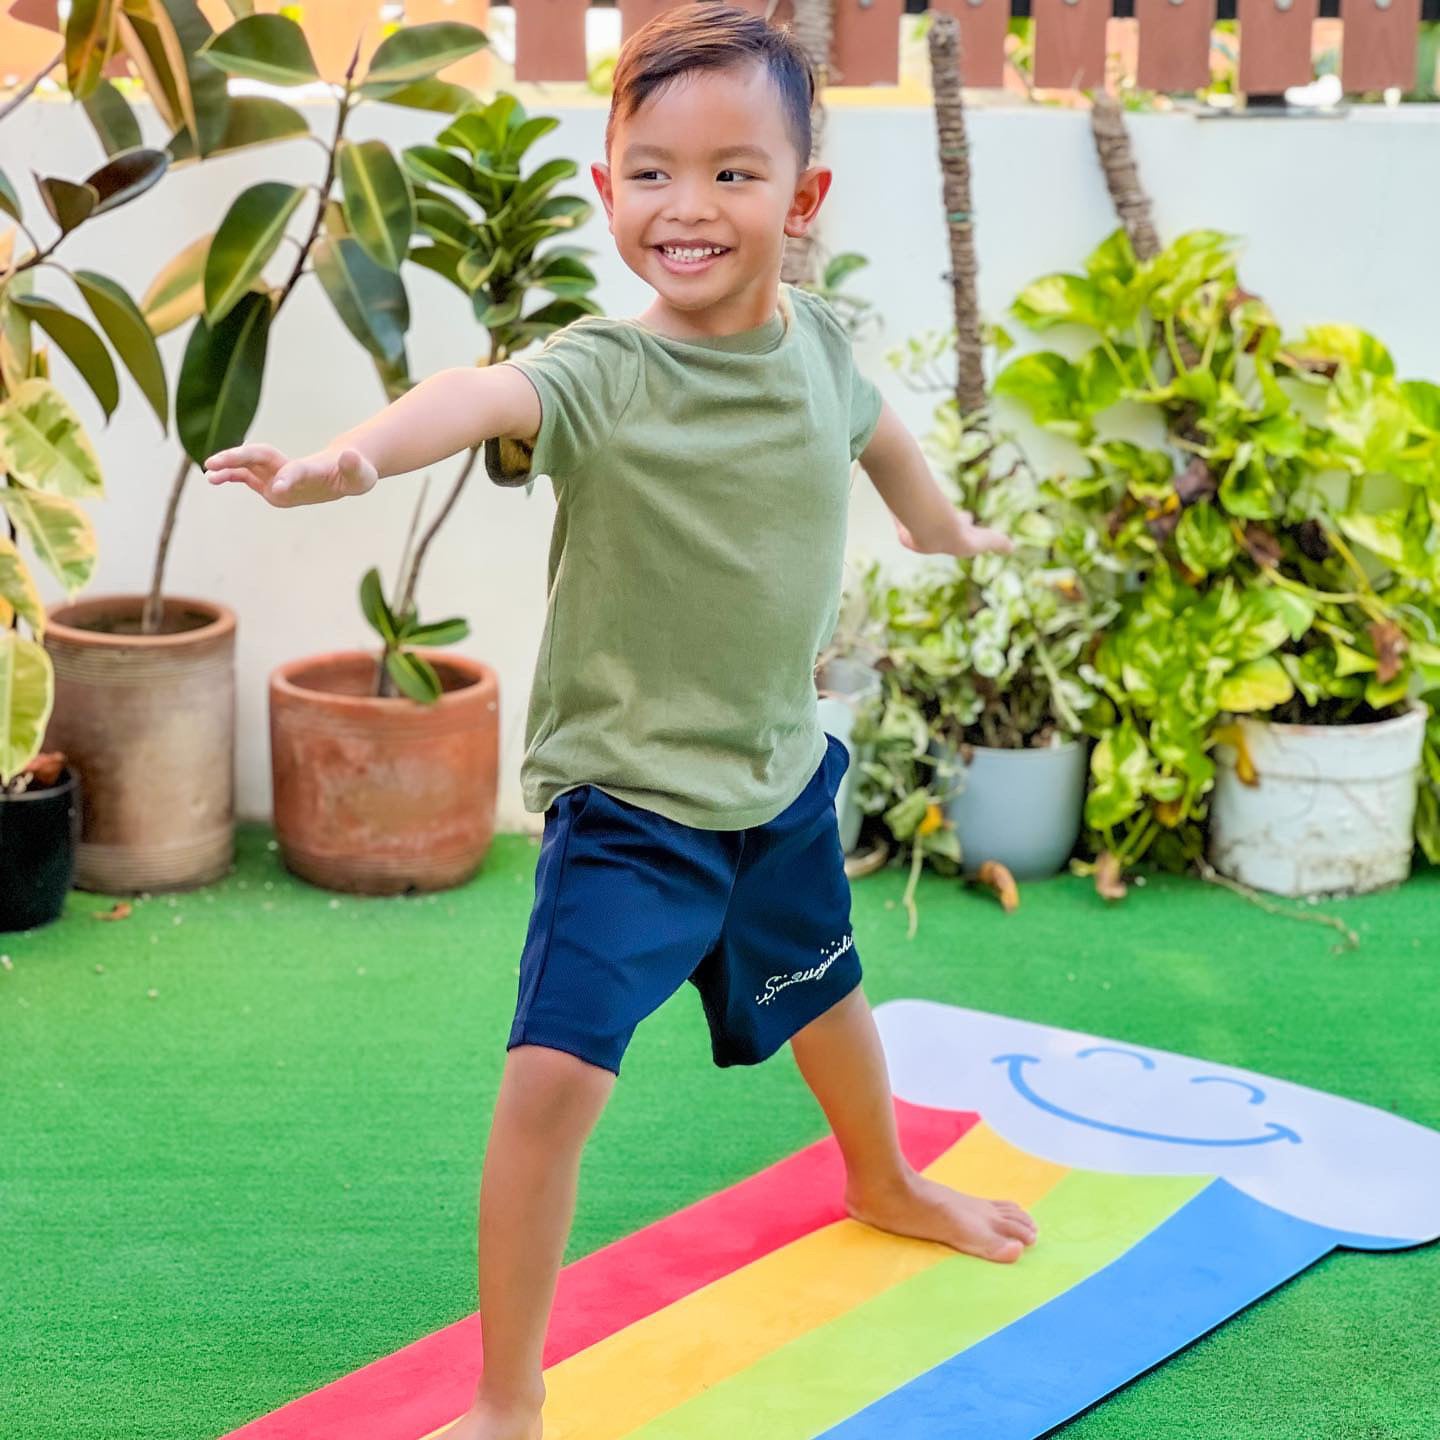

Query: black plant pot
[[0, 767, 82, 932]]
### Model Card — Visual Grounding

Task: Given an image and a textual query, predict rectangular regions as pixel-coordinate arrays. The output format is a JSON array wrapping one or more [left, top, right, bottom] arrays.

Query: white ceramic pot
[[817, 658, 882, 854], [1208, 703, 1428, 897]]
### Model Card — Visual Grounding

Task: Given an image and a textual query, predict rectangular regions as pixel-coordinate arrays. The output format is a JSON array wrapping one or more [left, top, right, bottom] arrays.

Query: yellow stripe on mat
[[525, 1124, 1066, 1440]]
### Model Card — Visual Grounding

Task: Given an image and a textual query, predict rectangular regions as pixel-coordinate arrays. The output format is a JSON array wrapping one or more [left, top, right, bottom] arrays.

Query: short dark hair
[[606, 2, 815, 169]]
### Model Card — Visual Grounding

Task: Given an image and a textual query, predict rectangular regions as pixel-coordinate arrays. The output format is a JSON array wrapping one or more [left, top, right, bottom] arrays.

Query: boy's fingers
[[206, 468, 254, 487], [205, 443, 282, 472]]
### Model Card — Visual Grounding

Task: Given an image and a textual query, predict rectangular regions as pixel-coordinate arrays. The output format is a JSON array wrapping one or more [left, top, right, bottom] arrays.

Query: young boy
[[205, 7, 1034, 1437]]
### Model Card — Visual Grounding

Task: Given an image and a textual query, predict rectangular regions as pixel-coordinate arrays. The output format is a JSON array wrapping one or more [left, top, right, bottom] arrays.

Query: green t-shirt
[[488, 281, 884, 831]]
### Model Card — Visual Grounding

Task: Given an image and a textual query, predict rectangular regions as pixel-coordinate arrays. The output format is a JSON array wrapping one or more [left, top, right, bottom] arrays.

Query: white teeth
[[661, 245, 724, 261]]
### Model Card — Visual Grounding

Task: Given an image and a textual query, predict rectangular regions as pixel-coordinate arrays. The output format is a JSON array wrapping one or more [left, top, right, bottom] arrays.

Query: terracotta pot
[[42, 595, 236, 894], [269, 650, 499, 895]]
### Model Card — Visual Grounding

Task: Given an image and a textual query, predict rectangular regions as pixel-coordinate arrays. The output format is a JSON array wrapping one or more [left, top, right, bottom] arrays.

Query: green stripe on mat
[[629, 1169, 1208, 1440], [1, 825, 1437, 1440]]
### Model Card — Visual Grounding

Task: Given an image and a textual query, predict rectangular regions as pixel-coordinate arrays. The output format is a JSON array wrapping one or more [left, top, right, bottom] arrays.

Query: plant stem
[[141, 453, 193, 635], [144, 66, 359, 634], [373, 444, 482, 698], [0, 46, 63, 127], [1195, 858, 1360, 950]]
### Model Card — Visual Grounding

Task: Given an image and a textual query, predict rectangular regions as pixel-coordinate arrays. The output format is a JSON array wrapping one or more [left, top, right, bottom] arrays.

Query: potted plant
[[848, 383, 1117, 912], [995, 225, 1440, 896], [1, 17, 189, 909], [266, 89, 602, 893], [39, 10, 489, 893]]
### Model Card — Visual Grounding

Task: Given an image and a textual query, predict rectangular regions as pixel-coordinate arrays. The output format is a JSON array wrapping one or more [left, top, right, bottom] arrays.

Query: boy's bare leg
[[439, 1044, 616, 1440], [789, 983, 1038, 1264]]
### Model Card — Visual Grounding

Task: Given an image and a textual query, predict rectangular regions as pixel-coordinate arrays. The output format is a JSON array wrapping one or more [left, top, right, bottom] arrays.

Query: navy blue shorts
[[510, 731, 863, 1075]]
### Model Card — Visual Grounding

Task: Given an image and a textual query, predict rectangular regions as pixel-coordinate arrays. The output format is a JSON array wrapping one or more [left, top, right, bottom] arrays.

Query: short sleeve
[[484, 319, 639, 486], [788, 284, 884, 464], [849, 363, 884, 463]]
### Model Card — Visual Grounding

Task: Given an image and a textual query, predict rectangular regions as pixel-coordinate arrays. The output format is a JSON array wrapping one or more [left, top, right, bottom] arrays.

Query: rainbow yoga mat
[[222, 1004, 1440, 1440]]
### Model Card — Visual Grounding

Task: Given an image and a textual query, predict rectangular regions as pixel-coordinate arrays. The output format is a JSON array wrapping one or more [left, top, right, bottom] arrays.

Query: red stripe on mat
[[222, 1099, 977, 1440]]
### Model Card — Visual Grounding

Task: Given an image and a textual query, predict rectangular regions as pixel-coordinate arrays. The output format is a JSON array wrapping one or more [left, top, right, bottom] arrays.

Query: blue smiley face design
[[994, 1045, 1303, 1149]]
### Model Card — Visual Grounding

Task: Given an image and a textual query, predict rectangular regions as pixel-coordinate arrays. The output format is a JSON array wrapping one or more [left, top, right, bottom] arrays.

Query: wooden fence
[[2, 0, 1435, 97]]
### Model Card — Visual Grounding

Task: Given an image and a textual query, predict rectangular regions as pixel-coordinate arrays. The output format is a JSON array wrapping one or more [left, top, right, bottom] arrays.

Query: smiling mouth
[[653, 243, 731, 271], [994, 1054, 1303, 1149]]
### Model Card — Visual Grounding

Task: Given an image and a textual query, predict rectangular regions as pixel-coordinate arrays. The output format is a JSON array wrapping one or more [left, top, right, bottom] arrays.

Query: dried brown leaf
[[976, 860, 1020, 913]]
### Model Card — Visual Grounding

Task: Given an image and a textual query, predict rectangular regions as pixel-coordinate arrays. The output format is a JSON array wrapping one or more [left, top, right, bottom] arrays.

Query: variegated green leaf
[[0, 629, 56, 785], [0, 380, 104, 499], [0, 534, 48, 634], [0, 486, 98, 595]]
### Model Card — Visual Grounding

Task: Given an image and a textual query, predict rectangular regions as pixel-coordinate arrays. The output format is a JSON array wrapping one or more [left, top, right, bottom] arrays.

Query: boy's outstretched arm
[[203, 364, 541, 508], [857, 399, 1013, 558]]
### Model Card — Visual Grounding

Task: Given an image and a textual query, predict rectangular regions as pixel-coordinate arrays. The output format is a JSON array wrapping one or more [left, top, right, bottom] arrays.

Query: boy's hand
[[896, 510, 1015, 558], [203, 444, 378, 506]]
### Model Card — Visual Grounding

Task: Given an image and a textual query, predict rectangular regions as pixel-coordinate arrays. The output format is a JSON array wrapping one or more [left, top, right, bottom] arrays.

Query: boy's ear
[[784, 165, 832, 240], [591, 163, 616, 230]]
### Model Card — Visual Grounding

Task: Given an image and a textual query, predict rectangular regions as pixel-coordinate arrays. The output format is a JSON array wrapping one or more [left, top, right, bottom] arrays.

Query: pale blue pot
[[929, 737, 1090, 880]]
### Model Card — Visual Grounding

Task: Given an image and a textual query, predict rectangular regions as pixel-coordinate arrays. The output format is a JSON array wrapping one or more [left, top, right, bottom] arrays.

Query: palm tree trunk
[[927, 14, 986, 420], [1089, 91, 1201, 373], [780, 0, 832, 287]]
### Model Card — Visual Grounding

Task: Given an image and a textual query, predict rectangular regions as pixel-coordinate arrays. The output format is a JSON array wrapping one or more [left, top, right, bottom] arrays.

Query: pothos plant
[[844, 329, 1121, 923], [994, 226, 1440, 874]]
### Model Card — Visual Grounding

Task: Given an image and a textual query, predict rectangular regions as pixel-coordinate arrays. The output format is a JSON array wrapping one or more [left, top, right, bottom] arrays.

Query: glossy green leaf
[[82, 80, 143, 157], [0, 169, 21, 224], [385, 647, 442, 703], [1217, 657, 1294, 713], [166, 95, 309, 164], [198, 13, 318, 85], [362, 76, 476, 113], [65, 0, 115, 101], [153, 0, 230, 159], [363, 22, 488, 89], [13, 296, 119, 419], [404, 616, 469, 647], [0, 629, 56, 786], [85, 147, 168, 216], [1174, 502, 1236, 577], [474, 292, 522, 329], [141, 232, 212, 336], [37, 177, 99, 235], [312, 236, 409, 365], [72, 270, 168, 430], [0, 486, 98, 595], [339, 139, 414, 273], [0, 379, 104, 499], [204, 181, 303, 325], [359, 567, 398, 644], [402, 144, 475, 194], [176, 290, 271, 464], [1293, 324, 1394, 379]]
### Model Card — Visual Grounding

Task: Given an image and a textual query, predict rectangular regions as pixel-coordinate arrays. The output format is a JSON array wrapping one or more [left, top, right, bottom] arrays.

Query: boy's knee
[[505, 1042, 615, 1130]]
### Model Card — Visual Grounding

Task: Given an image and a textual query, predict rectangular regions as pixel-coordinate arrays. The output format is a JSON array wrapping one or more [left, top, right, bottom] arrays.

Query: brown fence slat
[[1032, 0, 1109, 88], [287, 2, 386, 81], [1237, 0, 1319, 92], [831, 0, 904, 84], [619, 0, 689, 42], [403, 0, 493, 88], [1136, 0, 1215, 90], [930, 0, 1010, 87], [1341, 0, 1421, 91], [1, 3, 63, 82], [513, 0, 589, 81]]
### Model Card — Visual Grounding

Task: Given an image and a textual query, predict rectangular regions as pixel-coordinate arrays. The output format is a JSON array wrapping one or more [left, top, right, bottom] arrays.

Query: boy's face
[[593, 62, 831, 324]]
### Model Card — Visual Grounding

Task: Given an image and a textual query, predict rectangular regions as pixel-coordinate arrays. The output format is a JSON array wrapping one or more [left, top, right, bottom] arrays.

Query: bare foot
[[434, 1398, 543, 1440], [845, 1169, 1038, 1264]]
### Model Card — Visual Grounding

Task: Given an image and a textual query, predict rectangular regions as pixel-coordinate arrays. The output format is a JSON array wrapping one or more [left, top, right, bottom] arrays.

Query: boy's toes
[[985, 1234, 1026, 1264]]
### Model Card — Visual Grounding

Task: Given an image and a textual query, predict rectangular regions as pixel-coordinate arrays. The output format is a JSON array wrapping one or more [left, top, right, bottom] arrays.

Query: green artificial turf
[[3, 825, 1437, 1440]]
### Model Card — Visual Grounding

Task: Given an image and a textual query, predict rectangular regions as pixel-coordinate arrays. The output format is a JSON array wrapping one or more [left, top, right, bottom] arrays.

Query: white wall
[[3, 97, 1434, 833]]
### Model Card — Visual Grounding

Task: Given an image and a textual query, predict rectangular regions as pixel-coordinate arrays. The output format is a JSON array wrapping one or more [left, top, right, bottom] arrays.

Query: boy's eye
[[717, 170, 751, 183]]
